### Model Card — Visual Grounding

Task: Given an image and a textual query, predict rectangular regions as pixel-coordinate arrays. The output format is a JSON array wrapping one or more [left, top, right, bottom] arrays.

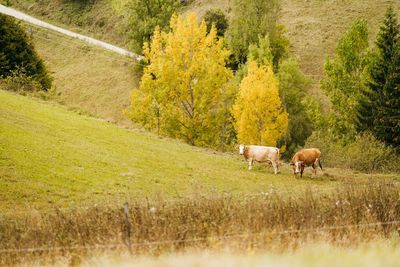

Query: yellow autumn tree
[[126, 13, 234, 147], [232, 61, 288, 146]]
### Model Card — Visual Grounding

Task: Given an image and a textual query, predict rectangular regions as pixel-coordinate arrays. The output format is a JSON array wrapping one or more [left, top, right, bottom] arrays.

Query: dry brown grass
[[1, 181, 400, 266]]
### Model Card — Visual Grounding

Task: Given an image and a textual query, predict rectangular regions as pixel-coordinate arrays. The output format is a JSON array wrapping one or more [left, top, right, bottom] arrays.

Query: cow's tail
[[318, 158, 323, 171]]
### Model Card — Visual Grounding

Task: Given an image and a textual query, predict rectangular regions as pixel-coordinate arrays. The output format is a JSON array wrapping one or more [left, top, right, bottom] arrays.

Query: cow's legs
[[300, 166, 304, 178], [248, 159, 253, 170], [271, 161, 278, 174], [312, 163, 317, 175], [316, 158, 323, 171]]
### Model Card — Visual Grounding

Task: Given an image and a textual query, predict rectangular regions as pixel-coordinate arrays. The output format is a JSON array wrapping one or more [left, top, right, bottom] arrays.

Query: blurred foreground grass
[[28, 241, 400, 267]]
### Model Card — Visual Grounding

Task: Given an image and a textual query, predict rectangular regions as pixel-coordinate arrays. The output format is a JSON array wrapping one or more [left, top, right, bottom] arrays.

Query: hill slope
[[1, 90, 331, 210], [7, 0, 400, 92], [27, 24, 138, 126]]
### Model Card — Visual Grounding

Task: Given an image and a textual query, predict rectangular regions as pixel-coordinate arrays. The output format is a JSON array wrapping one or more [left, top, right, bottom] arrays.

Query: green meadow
[[0, 90, 343, 211]]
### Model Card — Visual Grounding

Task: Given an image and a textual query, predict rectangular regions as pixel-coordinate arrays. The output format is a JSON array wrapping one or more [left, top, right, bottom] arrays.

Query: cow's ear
[[290, 162, 294, 166]]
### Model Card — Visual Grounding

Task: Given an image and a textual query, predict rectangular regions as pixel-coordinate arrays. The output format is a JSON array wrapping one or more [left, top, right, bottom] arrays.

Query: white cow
[[239, 144, 280, 174]]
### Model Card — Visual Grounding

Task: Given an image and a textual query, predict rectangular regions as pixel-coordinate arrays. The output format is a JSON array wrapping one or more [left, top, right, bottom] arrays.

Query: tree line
[[125, 0, 399, 162], [318, 7, 399, 151], [125, 0, 313, 156], [1, 0, 398, 166]]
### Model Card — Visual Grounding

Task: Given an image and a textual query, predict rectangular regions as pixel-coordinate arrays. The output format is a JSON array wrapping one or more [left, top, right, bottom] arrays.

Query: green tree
[[322, 19, 369, 140], [232, 61, 288, 146], [277, 58, 313, 156], [234, 35, 273, 82], [248, 35, 274, 68], [126, 0, 180, 54], [226, 0, 287, 69], [203, 9, 229, 37], [126, 13, 234, 148], [235, 35, 311, 154], [0, 14, 51, 90], [358, 7, 400, 149]]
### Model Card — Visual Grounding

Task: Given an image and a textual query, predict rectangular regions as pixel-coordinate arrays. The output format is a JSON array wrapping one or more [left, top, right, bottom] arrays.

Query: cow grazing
[[290, 148, 323, 177], [239, 144, 280, 174]]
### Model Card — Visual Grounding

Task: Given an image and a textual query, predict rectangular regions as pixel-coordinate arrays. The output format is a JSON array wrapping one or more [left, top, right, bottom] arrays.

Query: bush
[[305, 131, 399, 173], [0, 68, 41, 94], [304, 130, 346, 167], [346, 132, 396, 172]]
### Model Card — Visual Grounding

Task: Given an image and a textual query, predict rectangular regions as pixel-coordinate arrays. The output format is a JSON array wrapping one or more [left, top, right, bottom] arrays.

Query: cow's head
[[239, 144, 246, 155], [290, 161, 304, 174]]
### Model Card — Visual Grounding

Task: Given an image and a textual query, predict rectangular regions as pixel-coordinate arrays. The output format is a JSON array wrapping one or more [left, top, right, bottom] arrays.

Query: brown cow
[[290, 148, 323, 177]]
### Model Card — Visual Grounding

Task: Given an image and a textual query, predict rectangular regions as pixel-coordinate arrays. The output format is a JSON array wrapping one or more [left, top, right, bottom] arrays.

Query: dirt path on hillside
[[0, 4, 141, 61]]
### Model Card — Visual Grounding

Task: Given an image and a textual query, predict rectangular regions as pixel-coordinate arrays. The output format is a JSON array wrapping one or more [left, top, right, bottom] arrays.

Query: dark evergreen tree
[[0, 14, 51, 90], [358, 7, 400, 149]]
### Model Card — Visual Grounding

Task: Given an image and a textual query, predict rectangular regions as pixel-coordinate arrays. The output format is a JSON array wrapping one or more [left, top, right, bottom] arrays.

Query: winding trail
[[0, 4, 142, 61]]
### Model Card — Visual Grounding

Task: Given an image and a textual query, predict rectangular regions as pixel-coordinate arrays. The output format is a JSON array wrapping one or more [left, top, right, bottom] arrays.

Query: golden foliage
[[126, 13, 233, 147], [232, 61, 288, 146]]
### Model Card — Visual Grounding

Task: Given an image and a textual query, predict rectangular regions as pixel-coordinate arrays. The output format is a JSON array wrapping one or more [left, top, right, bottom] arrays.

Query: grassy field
[[0, 89, 346, 211]]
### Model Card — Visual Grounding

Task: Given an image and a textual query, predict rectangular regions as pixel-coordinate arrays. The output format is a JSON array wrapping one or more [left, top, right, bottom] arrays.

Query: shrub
[[305, 131, 399, 173], [304, 130, 346, 167], [0, 68, 41, 94], [346, 132, 396, 172]]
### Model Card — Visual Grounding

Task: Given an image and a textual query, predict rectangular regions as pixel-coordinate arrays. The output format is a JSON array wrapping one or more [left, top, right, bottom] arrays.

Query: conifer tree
[[232, 61, 288, 146], [358, 7, 400, 149], [0, 14, 51, 90]]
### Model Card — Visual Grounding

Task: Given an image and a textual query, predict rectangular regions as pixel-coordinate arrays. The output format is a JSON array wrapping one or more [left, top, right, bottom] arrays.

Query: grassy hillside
[[26, 24, 138, 126], [0, 90, 339, 210], [188, 0, 400, 96], [6, 0, 400, 94], [279, 0, 400, 90], [4, 0, 131, 48]]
